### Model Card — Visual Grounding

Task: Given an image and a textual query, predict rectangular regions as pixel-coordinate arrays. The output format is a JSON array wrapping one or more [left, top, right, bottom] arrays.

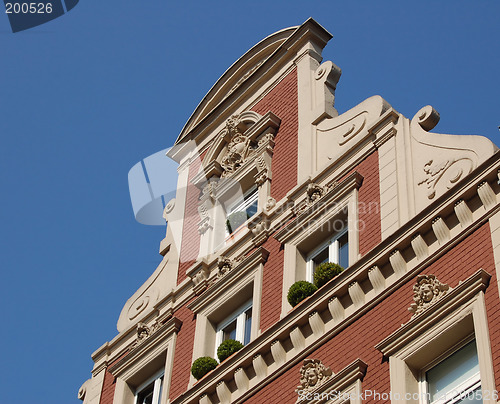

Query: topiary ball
[[191, 356, 218, 380], [287, 281, 318, 307], [217, 339, 244, 362], [313, 262, 344, 288]]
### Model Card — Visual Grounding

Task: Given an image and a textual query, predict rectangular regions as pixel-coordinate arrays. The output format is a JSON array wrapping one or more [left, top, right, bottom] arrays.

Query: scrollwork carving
[[408, 274, 450, 317], [78, 380, 90, 402], [418, 158, 473, 199], [415, 105, 440, 131], [127, 288, 159, 321]]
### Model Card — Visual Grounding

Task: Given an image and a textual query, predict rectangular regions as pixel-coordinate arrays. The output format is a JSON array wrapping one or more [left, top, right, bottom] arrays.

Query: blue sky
[[0, 1, 498, 403]]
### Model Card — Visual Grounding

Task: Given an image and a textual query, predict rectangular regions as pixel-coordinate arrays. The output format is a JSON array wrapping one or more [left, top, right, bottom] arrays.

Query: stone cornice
[[275, 172, 363, 244], [187, 247, 270, 314], [110, 317, 182, 381]]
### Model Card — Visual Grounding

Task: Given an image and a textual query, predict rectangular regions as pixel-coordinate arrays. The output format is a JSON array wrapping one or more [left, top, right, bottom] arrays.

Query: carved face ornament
[[408, 274, 450, 317], [296, 359, 333, 394]]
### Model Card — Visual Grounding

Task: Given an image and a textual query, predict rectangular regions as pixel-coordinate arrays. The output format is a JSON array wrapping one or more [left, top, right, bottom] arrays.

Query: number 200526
[[5, 3, 53, 13]]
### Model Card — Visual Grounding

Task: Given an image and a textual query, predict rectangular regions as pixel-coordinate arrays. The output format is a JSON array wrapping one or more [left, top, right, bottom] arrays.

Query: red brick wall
[[98, 367, 116, 404], [177, 157, 203, 285], [246, 223, 498, 403], [168, 304, 197, 401], [252, 69, 298, 202], [98, 352, 128, 404], [250, 70, 298, 333], [259, 237, 284, 332]]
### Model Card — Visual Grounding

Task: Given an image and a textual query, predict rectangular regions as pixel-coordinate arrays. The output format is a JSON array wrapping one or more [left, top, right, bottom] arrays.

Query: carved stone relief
[[130, 320, 161, 349], [220, 115, 257, 177], [216, 256, 234, 279], [250, 215, 270, 247], [408, 274, 450, 317], [306, 183, 327, 204], [296, 359, 334, 396], [264, 196, 276, 212], [417, 158, 474, 200], [315, 96, 389, 171], [410, 105, 497, 213]]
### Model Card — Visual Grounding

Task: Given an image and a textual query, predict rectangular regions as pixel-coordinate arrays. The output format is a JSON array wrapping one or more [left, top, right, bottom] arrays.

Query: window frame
[[108, 317, 181, 404], [375, 270, 496, 404], [418, 337, 481, 404], [214, 299, 253, 357], [306, 227, 348, 283], [188, 247, 268, 387], [225, 186, 259, 236], [134, 370, 164, 404], [274, 173, 362, 318]]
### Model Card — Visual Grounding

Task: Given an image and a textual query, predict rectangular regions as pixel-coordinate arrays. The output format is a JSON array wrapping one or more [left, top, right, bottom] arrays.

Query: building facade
[[79, 19, 500, 404]]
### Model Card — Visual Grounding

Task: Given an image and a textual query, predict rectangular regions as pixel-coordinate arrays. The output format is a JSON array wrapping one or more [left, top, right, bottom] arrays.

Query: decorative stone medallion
[[408, 274, 450, 317], [296, 359, 333, 396]]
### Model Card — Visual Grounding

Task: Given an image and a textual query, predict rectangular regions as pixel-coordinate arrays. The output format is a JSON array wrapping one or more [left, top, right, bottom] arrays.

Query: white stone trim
[[375, 270, 495, 404], [276, 172, 362, 317], [111, 317, 181, 404], [78, 372, 105, 404]]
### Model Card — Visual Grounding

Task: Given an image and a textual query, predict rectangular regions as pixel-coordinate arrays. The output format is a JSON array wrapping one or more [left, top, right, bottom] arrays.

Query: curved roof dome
[[175, 26, 299, 144]]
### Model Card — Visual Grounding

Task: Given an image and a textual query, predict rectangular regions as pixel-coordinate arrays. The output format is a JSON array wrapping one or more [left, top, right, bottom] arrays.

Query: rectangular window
[[226, 187, 258, 234], [421, 340, 481, 404], [215, 301, 252, 356], [135, 372, 164, 404], [306, 228, 348, 283]]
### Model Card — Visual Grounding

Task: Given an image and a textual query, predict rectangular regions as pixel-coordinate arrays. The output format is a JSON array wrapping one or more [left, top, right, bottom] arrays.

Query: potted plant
[[217, 339, 244, 362], [313, 262, 344, 288], [191, 356, 218, 380], [287, 281, 318, 307]]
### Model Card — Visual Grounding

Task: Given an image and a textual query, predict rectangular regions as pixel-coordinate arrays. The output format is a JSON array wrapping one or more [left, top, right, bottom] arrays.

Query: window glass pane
[[222, 320, 237, 341], [427, 341, 480, 402], [245, 194, 258, 217], [338, 232, 349, 268], [137, 383, 154, 404], [312, 247, 329, 268], [226, 189, 258, 234], [244, 308, 252, 345]]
